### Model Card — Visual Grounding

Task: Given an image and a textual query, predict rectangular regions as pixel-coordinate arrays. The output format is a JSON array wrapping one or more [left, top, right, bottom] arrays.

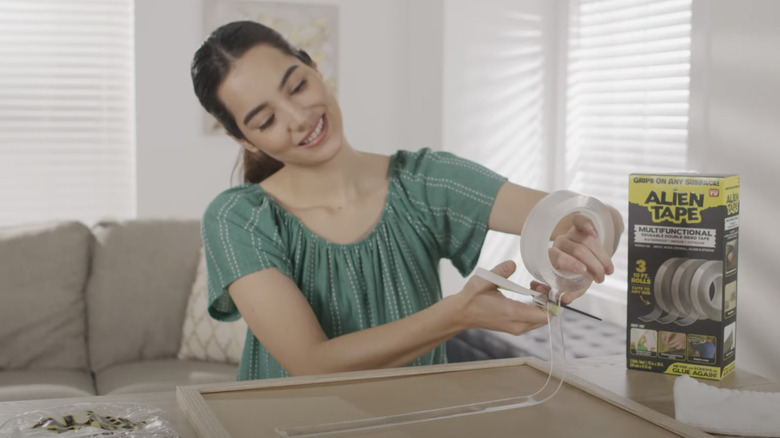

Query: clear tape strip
[[275, 296, 567, 438], [275, 190, 613, 437]]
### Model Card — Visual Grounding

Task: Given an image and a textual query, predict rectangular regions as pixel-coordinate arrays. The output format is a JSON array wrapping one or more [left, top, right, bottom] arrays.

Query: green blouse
[[201, 148, 506, 380]]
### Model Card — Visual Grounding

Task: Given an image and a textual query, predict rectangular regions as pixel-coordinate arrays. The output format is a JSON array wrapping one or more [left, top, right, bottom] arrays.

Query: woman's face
[[217, 44, 344, 167]]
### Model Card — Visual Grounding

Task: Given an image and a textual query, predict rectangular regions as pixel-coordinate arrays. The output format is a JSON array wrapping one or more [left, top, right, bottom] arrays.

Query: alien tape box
[[627, 174, 740, 380]]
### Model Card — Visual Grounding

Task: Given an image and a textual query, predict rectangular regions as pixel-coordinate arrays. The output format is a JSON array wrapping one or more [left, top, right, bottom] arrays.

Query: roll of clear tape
[[520, 190, 616, 300], [275, 190, 615, 437]]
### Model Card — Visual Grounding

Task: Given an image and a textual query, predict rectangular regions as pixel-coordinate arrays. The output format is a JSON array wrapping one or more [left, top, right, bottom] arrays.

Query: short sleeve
[[394, 148, 507, 275], [201, 187, 291, 322]]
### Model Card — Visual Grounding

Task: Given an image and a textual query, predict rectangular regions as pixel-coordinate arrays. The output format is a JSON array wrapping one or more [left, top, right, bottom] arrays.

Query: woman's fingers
[[530, 280, 551, 294], [460, 260, 550, 335], [505, 301, 548, 332], [529, 280, 585, 305], [549, 243, 606, 283], [570, 213, 599, 237], [502, 298, 552, 333], [491, 259, 517, 278], [526, 210, 622, 306], [551, 214, 615, 282], [569, 214, 615, 274], [557, 288, 587, 305], [466, 260, 517, 295]]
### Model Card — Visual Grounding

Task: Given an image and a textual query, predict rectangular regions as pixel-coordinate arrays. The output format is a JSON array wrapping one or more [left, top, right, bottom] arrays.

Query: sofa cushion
[[86, 219, 202, 373], [94, 359, 237, 395], [0, 221, 91, 372], [178, 250, 247, 365], [0, 370, 95, 401]]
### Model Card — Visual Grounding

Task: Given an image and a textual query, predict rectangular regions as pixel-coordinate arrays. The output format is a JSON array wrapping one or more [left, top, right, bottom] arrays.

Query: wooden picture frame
[[177, 357, 711, 438]]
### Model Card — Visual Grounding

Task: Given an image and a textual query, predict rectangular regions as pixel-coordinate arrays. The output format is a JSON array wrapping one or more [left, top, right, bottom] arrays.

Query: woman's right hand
[[451, 260, 548, 335]]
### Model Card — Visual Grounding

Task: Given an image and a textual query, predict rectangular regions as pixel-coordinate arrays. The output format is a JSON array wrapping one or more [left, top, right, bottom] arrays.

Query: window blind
[[0, 0, 135, 227], [441, 3, 554, 297], [563, 0, 692, 322]]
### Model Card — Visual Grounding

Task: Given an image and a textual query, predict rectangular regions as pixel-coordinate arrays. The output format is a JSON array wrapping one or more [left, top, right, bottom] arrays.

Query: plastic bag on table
[[0, 402, 179, 437]]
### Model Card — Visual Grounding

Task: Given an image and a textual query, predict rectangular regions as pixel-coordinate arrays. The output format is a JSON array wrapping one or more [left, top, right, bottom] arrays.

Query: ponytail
[[240, 149, 284, 184]]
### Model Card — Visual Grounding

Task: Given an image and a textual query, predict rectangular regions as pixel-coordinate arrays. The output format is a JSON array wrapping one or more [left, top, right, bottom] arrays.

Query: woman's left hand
[[547, 212, 621, 303], [529, 280, 586, 306]]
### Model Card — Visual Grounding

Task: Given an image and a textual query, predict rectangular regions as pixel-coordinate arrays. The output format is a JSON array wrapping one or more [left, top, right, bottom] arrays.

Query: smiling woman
[[219, 44, 344, 166], [189, 20, 623, 381]]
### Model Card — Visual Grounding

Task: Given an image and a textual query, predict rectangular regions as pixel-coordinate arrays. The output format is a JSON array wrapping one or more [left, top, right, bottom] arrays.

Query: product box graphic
[[627, 174, 740, 380]]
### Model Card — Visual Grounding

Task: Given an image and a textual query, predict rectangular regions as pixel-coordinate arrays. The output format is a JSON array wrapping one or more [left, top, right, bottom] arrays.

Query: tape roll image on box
[[670, 259, 708, 326], [639, 258, 723, 325]]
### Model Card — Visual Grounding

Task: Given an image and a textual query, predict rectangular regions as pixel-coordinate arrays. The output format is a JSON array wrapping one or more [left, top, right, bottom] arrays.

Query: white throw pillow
[[178, 249, 247, 364]]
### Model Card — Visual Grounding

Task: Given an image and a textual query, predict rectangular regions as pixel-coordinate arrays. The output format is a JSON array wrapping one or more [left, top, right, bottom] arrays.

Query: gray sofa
[[0, 219, 237, 402]]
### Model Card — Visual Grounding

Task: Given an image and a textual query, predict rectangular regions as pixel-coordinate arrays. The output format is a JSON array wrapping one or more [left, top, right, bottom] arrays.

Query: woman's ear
[[233, 136, 261, 154]]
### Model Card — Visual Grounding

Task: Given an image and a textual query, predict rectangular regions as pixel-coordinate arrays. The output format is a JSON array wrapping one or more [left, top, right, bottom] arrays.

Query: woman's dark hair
[[191, 21, 313, 183]]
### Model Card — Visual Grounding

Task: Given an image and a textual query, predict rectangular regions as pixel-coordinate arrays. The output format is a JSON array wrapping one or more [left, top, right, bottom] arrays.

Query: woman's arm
[[229, 260, 546, 376], [487, 181, 624, 300]]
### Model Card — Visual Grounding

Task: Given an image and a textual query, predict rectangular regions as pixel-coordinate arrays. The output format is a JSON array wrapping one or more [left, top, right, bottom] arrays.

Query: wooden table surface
[[567, 354, 780, 437]]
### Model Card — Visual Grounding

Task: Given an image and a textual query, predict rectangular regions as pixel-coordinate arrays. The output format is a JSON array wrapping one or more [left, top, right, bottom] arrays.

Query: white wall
[[134, 0, 442, 219], [689, 0, 780, 381], [439, 0, 560, 297], [404, 0, 444, 151], [135, 0, 234, 219]]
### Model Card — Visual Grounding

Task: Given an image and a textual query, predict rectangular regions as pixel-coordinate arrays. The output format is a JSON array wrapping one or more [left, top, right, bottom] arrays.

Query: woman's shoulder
[[202, 183, 271, 222], [391, 148, 504, 182], [391, 147, 442, 176], [391, 147, 436, 167]]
